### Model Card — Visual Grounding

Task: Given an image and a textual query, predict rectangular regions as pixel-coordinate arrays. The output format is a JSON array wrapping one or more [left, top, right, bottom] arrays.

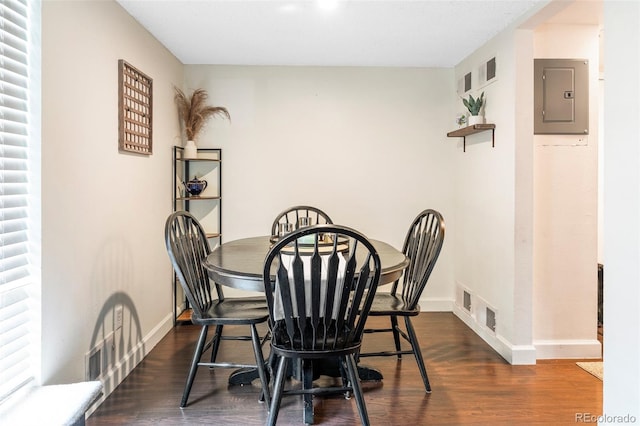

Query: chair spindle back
[[393, 209, 445, 309], [263, 225, 381, 354], [165, 211, 222, 317], [270, 205, 333, 237]]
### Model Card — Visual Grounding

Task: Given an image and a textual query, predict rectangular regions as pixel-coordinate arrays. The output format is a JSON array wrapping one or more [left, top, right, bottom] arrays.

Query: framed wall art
[[118, 60, 153, 155]]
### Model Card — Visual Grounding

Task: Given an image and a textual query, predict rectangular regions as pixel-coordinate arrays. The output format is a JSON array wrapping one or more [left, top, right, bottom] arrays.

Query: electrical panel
[[534, 59, 589, 135]]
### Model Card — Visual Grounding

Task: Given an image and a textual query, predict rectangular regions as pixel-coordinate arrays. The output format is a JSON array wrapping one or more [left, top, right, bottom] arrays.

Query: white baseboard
[[438, 303, 599, 364], [85, 312, 174, 417], [418, 297, 537, 364], [452, 304, 536, 365], [418, 297, 455, 312], [534, 339, 602, 359]]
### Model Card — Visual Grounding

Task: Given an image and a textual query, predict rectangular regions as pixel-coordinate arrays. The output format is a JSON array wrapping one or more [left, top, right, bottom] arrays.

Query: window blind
[[0, 0, 34, 403]]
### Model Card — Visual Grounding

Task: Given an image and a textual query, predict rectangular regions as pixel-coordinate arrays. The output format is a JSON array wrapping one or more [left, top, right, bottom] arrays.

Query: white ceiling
[[117, 0, 550, 68]]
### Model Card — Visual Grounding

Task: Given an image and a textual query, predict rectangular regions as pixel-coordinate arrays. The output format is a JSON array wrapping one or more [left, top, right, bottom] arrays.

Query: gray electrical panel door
[[534, 59, 589, 134]]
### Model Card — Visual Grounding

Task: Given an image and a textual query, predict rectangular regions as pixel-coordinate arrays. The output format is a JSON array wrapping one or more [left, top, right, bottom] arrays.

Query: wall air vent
[[86, 347, 102, 381], [486, 57, 497, 81], [486, 307, 497, 332], [463, 290, 472, 312]]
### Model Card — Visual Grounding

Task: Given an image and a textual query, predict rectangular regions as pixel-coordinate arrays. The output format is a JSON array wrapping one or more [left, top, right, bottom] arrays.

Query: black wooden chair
[[360, 209, 445, 393], [165, 211, 271, 408], [270, 205, 333, 236], [263, 225, 381, 425]]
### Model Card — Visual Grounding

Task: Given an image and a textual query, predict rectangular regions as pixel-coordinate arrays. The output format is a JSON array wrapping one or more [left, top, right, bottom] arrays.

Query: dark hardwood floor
[[86, 313, 602, 425]]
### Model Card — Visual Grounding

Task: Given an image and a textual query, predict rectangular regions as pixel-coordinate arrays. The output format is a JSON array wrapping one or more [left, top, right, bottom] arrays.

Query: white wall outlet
[[115, 305, 123, 330]]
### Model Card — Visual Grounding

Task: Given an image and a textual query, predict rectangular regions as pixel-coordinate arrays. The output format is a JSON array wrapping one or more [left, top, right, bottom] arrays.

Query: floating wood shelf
[[447, 124, 496, 152]]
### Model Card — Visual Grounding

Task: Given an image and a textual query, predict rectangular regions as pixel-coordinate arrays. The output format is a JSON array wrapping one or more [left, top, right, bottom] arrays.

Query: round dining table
[[204, 235, 408, 291], [202, 235, 408, 386]]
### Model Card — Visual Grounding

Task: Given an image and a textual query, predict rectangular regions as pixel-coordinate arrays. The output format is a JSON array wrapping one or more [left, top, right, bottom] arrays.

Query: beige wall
[[41, 0, 182, 401], [452, 26, 536, 363], [451, 4, 601, 363], [184, 65, 457, 306], [532, 23, 601, 359]]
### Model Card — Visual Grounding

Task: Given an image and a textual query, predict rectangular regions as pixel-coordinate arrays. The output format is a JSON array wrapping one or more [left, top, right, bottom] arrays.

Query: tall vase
[[183, 140, 198, 159]]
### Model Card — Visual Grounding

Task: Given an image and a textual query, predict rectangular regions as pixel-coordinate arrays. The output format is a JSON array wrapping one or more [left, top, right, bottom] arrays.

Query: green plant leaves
[[463, 92, 484, 116]]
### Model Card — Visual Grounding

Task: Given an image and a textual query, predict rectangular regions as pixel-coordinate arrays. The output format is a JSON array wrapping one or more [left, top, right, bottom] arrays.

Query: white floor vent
[[474, 296, 497, 335], [486, 307, 497, 332], [86, 347, 102, 381], [463, 290, 472, 312]]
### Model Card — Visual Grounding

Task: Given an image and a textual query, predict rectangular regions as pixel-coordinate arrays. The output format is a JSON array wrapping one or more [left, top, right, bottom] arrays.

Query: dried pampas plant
[[174, 87, 230, 141]]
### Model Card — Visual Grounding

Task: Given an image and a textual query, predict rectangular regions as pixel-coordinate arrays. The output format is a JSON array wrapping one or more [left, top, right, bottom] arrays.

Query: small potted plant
[[174, 87, 230, 159], [462, 92, 485, 126]]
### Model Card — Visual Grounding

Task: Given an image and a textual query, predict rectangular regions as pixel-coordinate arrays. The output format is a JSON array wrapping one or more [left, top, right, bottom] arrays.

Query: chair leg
[[181, 325, 209, 408], [345, 354, 369, 426], [210, 324, 223, 364], [405, 316, 431, 393], [391, 315, 402, 359], [250, 324, 271, 407], [302, 359, 314, 425], [266, 347, 278, 381], [267, 356, 288, 426], [338, 358, 350, 399]]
